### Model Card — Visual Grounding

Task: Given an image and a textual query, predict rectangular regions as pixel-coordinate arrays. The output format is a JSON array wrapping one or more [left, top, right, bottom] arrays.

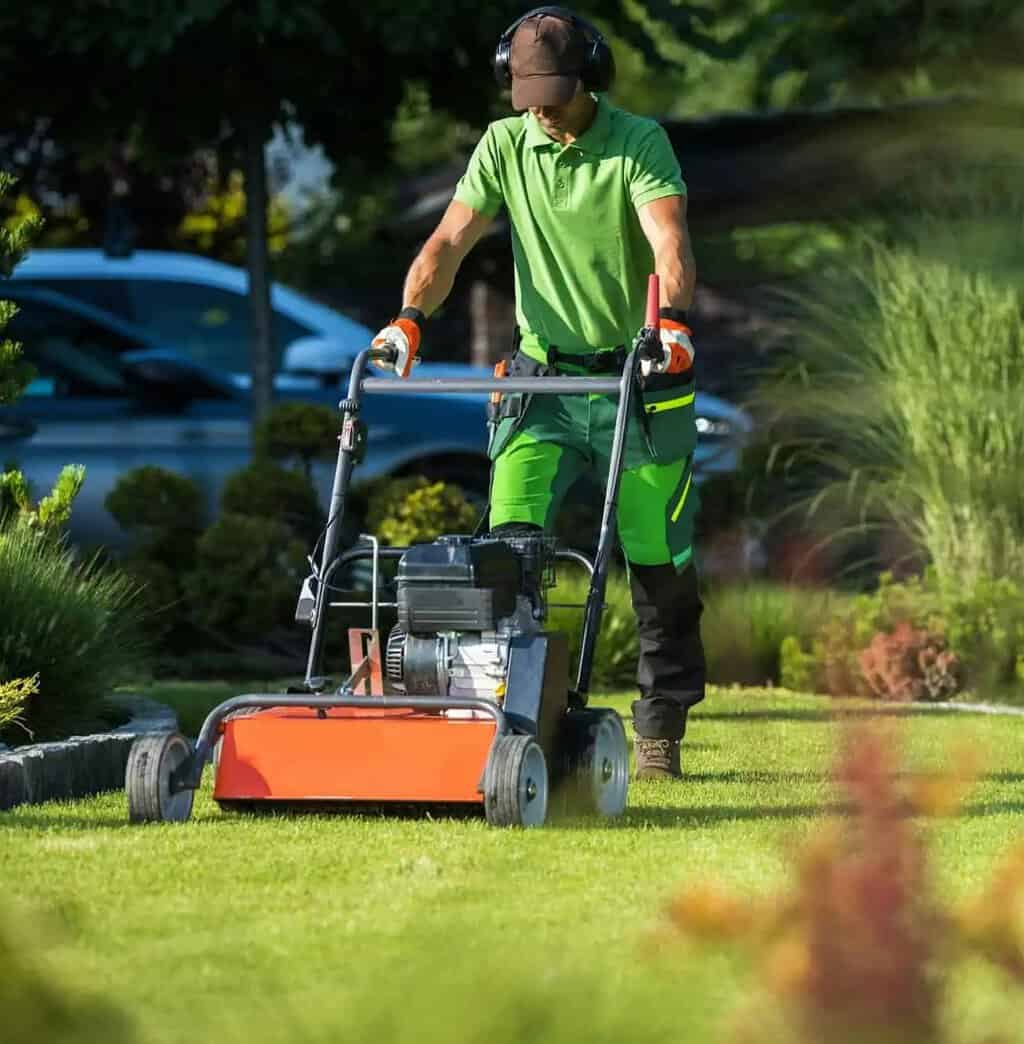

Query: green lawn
[[4, 688, 1024, 1044]]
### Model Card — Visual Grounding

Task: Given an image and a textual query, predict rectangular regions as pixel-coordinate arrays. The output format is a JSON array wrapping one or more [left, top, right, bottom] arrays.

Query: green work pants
[[488, 360, 705, 739], [489, 386, 699, 569]]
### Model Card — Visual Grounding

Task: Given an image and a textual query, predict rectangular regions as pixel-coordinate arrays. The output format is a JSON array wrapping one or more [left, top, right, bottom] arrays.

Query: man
[[372, 6, 704, 780]]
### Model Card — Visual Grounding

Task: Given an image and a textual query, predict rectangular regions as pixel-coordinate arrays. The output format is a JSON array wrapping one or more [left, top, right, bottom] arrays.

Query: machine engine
[[385, 536, 566, 725]]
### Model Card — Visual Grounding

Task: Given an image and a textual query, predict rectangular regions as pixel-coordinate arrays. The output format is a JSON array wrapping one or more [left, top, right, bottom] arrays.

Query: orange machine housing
[[213, 706, 496, 805]]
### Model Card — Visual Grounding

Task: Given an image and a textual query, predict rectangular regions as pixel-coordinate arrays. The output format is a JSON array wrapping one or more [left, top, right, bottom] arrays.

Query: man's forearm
[[402, 238, 462, 318], [654, 235, 696, 312]]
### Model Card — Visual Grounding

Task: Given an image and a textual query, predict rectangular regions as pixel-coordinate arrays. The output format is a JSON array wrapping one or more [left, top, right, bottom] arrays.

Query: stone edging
[[0, 695, 177, 812]]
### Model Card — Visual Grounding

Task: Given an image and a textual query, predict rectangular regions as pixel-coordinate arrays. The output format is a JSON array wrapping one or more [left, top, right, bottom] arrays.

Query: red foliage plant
[[663, 725, 1024, 1044], [859, 621, 961, 702]]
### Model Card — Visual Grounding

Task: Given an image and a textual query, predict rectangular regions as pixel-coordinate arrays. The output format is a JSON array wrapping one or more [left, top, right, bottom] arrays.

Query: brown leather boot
[[635, 737, 681, 780]]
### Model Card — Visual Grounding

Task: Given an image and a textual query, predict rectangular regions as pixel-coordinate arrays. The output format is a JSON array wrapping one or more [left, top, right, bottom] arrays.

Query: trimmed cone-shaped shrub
[[183, 513, 308, 640]]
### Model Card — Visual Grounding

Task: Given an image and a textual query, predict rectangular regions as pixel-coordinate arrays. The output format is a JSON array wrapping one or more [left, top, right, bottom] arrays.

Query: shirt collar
[[523, 95, 612, 155]]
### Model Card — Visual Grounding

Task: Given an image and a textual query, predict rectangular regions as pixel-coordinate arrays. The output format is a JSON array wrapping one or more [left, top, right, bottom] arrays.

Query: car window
[[25, 278, 133, 320], [8, 301, 133, 398], [130, 281, 313, 374]]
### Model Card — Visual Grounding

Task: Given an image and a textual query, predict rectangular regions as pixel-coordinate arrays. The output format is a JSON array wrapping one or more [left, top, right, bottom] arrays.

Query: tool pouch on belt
[[487, 347, 551, 461], [624, 368, 699, 470]]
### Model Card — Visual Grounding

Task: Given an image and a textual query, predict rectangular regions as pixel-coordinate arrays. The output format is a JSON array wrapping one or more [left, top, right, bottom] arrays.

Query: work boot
[[634, 737, 681, 780]]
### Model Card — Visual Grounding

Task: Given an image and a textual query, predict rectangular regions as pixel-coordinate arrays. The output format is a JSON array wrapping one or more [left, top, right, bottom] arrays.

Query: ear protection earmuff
[[492, 6, 615, 94]]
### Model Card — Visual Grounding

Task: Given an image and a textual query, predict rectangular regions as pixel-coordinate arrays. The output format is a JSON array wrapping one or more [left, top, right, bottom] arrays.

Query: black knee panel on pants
[[629, 562, 706, 740]]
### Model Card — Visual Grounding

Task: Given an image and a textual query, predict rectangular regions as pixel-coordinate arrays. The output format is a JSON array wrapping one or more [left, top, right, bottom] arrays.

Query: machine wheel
[[126, 732, 195, 823], [485, 734, 549, 828], [562, 709, 629, 817]]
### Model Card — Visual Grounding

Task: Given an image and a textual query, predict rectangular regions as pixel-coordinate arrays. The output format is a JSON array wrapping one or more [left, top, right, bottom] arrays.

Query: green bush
[[366, 476, 478, 546], [779, 635, 818, 692], [221, 460, 324, 545], [183, 513, 308, 640], [941, 574, 1024, 695], [1, 464, 84, 536], [254, 401, 338, 477], [0, 673, 36, 732], [0, 526, 146, 739], [104, 465, 203, 563], [757, 198, 1024, 589]]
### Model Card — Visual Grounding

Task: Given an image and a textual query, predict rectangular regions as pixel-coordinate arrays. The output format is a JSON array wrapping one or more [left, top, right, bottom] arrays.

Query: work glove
[[639, 309, 695, 379], [371, 307, 424, 379]]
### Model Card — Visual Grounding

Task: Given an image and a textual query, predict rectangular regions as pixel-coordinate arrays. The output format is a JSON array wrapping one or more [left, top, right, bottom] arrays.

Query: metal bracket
[[347, 628, 384, 696]]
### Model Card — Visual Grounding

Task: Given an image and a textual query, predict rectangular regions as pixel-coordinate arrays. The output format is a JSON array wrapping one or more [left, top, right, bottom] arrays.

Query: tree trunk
[[242, 119, 274, 424]]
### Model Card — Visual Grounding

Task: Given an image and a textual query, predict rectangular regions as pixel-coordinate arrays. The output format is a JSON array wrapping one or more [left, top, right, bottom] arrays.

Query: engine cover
[[385, 628, 569, 748], [387, 630, 508, 701], [396, 537, 521, 634]]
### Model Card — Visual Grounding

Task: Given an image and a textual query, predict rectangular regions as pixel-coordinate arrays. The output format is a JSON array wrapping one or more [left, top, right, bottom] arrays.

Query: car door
[[0, 297, 250, 550]]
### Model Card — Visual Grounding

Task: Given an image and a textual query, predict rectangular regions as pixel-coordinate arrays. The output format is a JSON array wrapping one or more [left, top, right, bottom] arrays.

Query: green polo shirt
[[453, 96, 685, 353]]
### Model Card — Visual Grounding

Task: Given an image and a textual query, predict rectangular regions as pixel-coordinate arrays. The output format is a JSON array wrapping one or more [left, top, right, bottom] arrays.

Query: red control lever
[[645, 273, 660, 331], [636, 273, 661, 363]]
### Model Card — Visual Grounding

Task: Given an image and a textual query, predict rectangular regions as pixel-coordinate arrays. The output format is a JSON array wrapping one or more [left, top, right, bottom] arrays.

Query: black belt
[[546, 345, 627, 374]]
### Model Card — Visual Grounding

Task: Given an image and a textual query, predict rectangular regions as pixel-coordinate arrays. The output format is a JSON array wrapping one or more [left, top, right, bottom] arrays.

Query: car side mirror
[[281, 336, 356, 384], [121, 349, 239, 403]]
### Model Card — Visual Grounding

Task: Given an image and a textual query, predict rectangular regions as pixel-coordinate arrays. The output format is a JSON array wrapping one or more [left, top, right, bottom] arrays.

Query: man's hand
[[640, 313, 695, 379], [371, 309, 423, 378]]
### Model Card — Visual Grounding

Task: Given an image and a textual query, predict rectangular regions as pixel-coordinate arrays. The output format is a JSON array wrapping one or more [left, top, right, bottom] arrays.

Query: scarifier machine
[[125, 278, 667, 827]]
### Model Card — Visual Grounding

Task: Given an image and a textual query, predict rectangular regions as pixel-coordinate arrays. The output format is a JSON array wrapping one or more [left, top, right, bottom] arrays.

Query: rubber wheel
[[561, 709, 629, 817], [485, 734, 549, 828], [126, 732, 195, 823]]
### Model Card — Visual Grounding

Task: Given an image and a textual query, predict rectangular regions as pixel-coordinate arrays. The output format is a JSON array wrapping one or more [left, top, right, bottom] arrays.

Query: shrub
[[0, 170, 42, 405], [221, 460, 324, 545], [366, 476, 478, 546], [779, 635, 818, 692], [942, 574, 1024, 695], [1, 464, 84, 536], [0, 526, 146, 739], [858, 621, 960, 702], [104, 465, 203, 563], [0, 673, 36, 732], [253, 401, 338, 477], [183, 513, 308, 640]]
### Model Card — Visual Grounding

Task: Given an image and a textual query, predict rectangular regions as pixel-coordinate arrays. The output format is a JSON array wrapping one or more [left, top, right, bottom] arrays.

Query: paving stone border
[[0, 695, 178, 812]]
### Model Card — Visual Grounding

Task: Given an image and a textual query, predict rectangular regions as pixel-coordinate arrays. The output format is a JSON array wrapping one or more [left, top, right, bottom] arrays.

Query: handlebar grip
[[645, 274, 660, 331], [369, 344, 398, 365]]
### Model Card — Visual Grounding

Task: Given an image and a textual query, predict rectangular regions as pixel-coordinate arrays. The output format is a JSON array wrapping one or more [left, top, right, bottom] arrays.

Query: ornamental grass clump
[[759, 196, 1024, 592]]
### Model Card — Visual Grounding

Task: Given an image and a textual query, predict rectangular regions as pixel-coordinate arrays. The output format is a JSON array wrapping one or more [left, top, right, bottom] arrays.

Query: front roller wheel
[[126, 732, 195, 823], [562, 709, 629, 817], [485, 734, 548, 828]]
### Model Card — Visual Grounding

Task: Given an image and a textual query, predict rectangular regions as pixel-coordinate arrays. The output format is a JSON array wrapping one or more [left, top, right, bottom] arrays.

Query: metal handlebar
[[307, 344, 643, 698]]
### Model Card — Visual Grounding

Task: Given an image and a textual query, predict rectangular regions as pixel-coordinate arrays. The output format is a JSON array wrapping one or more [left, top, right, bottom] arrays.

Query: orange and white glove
[[371, 307, 423, 379], [640, 310, 695, 379]]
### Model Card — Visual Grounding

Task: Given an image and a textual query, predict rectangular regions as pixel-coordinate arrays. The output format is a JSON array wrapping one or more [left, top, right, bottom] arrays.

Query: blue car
[[11, 248, 751, 462], [0, 285, 493, 549]]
